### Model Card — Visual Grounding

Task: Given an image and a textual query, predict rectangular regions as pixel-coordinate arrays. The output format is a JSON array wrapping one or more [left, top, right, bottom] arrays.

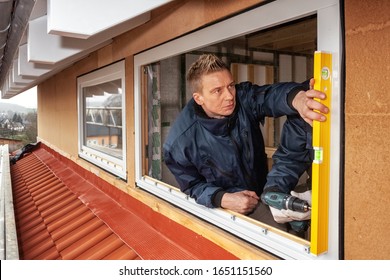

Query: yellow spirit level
[[310, 51, 332, 255]]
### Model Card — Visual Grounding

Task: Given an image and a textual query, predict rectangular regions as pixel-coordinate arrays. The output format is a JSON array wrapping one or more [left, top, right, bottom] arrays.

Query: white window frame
[[77, 60, 127, 180], [134, 0, 341, 260]]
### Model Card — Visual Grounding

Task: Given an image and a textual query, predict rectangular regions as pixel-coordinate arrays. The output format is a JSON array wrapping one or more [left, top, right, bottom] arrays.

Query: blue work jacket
[[163, 81, 307, 208]]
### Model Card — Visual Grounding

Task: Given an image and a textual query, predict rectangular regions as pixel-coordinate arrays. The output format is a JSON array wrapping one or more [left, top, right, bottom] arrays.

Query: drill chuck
[[285, 195, 311, 212], [261, 192, 311, 212]]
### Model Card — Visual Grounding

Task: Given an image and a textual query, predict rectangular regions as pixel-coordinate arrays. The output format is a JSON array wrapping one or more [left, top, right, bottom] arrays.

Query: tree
[[23, 110, 37, 144], [12, 113, 23, 124]]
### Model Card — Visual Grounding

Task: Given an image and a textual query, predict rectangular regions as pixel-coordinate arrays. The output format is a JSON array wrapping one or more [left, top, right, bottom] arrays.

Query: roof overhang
[[0, 0, 173, 99]]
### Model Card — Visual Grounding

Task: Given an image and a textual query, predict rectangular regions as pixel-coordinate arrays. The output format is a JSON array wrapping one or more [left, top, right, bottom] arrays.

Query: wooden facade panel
[[344, 116, 390, 259], [345, 0, 390, 30], [111, 0, 264, 61], [125, 57, 135, 186], [344, 0, 390, 259], [345, 16, 390, 114], [55, 73, 79, 155], [97, 44, 114, 69], [38, 52, 100, 153]]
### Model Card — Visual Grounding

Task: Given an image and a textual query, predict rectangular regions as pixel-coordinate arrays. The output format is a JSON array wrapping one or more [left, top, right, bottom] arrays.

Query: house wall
[[344, 0, 390, 259], [36, 0, 390, 259]]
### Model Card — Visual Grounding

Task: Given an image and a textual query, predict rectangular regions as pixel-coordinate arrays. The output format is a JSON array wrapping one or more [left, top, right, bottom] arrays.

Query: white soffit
[[47, 0, 173, 39], [8, 74, 26, 90], [4, 79, 21, 95], [28, 15, 116, 64], [12, 60, 35, 85], [18, 44, 53, 77]]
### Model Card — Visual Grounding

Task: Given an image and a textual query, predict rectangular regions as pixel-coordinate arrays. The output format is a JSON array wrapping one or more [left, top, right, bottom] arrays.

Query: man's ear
[[193, 92, 203, 105]]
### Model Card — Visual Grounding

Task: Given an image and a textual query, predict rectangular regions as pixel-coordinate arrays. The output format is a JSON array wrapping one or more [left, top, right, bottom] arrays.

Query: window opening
[[143, 16, 316, 197]]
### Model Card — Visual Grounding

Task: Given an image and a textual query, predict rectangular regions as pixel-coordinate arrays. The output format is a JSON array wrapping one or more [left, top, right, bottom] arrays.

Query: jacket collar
[[193, 100, 238, 136]]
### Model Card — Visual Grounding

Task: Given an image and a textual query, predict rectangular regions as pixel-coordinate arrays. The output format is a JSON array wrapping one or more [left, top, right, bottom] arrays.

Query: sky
[[0, 86, 37, 109]]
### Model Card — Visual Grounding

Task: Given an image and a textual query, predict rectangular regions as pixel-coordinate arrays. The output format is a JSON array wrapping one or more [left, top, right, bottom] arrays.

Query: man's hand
[[292, 78, 329, 126], [221, 190, 259, 214], [270, 207, 311, 223], [291, 190, 311, 206], [269, 190, 312, 223]]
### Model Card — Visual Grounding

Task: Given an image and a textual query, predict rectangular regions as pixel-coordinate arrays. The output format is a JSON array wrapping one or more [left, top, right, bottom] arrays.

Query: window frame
[[77, 60, 127, 180], [134, 0, 341, 260]]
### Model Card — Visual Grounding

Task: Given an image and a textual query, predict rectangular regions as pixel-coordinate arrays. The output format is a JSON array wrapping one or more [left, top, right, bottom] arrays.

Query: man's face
[[193, 69, 236, 119]]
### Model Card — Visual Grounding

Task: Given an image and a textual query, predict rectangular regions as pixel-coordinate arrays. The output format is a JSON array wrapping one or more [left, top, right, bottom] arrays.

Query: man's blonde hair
[[186, 54, 229, 93]]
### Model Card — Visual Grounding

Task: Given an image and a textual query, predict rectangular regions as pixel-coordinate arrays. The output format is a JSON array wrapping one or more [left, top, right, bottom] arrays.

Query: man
[[163, 54, 327, 222]]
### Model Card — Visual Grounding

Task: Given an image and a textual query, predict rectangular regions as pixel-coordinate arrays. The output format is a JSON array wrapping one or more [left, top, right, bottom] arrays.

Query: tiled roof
[[11, 151, 140, 260], [10, 146, 219, 260]]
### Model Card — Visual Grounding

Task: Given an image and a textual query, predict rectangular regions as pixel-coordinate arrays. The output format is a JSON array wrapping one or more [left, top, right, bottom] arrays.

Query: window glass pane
[[83, 79, 123, 159]]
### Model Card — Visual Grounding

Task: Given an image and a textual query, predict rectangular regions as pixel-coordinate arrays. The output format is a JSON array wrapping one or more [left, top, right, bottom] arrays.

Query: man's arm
[[263, 116, 313, 223], [163, 146, 224, 208], [264, 116, 312, 194], [239, 79, 328, 125], [164, 146, 258, 213]]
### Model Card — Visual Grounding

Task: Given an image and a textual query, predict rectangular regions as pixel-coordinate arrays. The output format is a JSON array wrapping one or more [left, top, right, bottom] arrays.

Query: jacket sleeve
[[163, 144, 245, 208], [263, 116, 313, 194], [237, 80, 309, 122]]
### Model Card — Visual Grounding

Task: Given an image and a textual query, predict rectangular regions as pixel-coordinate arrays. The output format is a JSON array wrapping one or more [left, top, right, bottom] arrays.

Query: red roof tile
[[11, 150, 140, 260]]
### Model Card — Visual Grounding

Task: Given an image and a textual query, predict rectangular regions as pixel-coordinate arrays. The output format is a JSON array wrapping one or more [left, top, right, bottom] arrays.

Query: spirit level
[[311, 51, 332, 255]]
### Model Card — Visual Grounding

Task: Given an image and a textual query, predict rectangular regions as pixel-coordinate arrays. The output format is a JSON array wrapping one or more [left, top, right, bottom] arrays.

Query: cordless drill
[[261, 191, 311, 233]]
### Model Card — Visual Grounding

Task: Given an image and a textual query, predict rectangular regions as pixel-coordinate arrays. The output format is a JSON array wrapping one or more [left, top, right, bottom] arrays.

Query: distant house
[[0, 119, 24, 131], [11, 122, 24, 132], [0, 118, 6, 129]]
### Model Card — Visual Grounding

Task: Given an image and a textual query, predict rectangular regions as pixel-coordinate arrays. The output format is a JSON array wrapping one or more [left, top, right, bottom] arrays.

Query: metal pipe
[[0, 0, 14, 31], [0, 0, 35, 88], [0, 0, 14, 67]]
